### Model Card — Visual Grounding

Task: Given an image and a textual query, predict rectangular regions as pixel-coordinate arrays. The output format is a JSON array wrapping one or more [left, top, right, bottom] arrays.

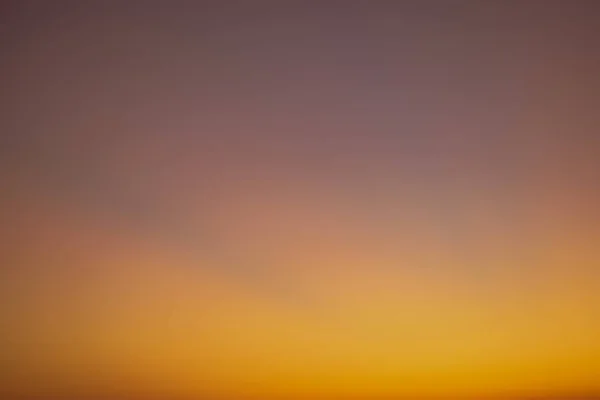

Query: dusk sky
[[1, 1, 599, 399]]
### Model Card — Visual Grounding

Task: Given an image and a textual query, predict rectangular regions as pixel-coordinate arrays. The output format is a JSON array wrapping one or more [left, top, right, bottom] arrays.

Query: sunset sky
[[1, 1, 599, 399]]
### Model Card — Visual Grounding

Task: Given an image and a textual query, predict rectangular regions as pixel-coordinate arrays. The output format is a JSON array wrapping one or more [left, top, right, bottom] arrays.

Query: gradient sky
[[1, 1, 599, 399]]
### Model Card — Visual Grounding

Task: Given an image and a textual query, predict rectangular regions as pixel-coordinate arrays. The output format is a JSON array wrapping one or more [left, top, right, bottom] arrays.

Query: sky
[[1, 1, 599, 399]]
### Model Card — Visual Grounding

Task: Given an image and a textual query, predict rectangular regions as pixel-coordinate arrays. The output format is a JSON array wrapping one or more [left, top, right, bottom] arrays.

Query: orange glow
[[3, 179, 599, 398], [2, 2, 600, 399]]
